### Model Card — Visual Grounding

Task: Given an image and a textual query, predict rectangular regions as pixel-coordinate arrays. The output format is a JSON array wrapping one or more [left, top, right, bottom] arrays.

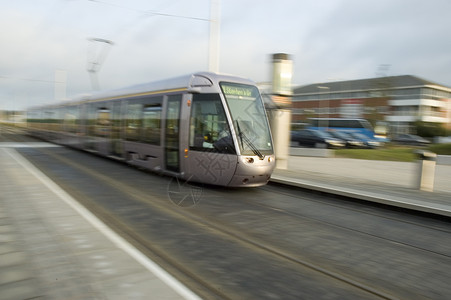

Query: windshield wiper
[[235, 121, 265, 160]]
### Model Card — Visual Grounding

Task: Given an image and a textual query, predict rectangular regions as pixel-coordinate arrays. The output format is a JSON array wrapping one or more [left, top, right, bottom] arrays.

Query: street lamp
[[317, 86, 330, 130]]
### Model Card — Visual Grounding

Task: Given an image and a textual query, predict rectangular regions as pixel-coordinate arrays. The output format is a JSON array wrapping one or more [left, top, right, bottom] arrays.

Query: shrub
[[428, 143, 451, 155], [413, 121, 448, 137], [335, 148, 416, 162]]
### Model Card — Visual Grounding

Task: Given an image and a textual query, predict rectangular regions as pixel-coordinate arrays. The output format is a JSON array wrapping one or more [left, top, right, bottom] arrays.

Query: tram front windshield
[[220, 82, 273, 157]]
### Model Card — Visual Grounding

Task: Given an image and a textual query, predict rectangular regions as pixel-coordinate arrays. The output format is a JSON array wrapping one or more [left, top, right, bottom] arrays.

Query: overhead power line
[[87, 0, 209, 22], [0, 75, 62, 84]]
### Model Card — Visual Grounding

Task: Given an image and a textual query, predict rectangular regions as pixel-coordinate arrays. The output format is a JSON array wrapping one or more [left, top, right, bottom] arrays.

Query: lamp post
[[317, 86, 330, 130]]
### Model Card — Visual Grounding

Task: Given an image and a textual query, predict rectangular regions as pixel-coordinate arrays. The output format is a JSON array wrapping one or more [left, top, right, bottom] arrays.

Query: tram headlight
[[245, 157, 254, 163]]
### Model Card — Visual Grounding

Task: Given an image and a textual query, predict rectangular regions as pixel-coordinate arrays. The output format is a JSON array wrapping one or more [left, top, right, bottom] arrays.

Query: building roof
[[293, 75, 449, 94]]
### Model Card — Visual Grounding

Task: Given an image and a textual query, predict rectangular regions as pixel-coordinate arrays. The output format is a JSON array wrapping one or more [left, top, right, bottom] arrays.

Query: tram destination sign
[[221, 84, 255, 98]]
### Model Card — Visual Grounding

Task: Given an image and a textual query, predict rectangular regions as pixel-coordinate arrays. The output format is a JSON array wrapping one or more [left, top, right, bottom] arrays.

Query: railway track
[[18, 147, 392, 299], [257, 184, 451, 257], [4, 127, 451, 299]]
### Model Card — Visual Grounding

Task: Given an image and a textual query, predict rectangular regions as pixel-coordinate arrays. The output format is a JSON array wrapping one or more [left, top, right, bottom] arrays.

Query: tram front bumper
[[228, 155, 276, 187]]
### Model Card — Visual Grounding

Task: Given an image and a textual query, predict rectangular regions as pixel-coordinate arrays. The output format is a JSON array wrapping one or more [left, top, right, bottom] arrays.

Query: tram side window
[[43, 109, 58, 132], [63, 106, 78, 133], [125, 103, 142, 141], [87, 104, 97, 137], [95, 108, 111, 137], [54, 107, 63, 132], [189, 94, 235, 153], [142, 104, 161, 145], [26, 110, 40, 129]]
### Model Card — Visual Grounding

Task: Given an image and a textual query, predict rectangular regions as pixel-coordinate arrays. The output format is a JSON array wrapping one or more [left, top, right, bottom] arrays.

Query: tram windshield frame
[[220, 82, 273, 157]]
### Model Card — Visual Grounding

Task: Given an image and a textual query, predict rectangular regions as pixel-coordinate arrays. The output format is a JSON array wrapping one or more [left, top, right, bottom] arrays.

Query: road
[[2, 127, 451, 299]]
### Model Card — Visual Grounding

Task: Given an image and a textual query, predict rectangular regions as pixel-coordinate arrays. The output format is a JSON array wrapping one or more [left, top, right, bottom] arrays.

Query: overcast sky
[[1, 0, 451, 110]]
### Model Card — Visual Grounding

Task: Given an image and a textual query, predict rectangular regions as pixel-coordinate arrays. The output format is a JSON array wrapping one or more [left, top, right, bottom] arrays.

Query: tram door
[[165, 95, 182, 172]]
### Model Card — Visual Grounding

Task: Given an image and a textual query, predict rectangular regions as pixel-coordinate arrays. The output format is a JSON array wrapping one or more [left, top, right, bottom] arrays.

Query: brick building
[[291, 75, 451, 135]]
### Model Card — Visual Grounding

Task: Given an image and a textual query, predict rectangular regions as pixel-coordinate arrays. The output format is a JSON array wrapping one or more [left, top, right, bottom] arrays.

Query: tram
[[26, 72, 276, 187]]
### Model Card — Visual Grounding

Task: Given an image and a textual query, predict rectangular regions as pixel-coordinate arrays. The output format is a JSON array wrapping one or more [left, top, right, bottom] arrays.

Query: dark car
[[349, 132, 382, 148], [392, 134, 431, 146], [327, 131, 365, 148], [291, 129, 345, 148]]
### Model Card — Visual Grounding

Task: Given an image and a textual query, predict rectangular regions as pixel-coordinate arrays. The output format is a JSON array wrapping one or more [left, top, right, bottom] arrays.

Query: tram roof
[[74, 72, 255, 103], [27, 72, 256, 110]]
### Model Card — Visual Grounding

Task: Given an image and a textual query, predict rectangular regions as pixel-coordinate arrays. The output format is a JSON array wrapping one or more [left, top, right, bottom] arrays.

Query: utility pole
[[208, 0, 220, 73]]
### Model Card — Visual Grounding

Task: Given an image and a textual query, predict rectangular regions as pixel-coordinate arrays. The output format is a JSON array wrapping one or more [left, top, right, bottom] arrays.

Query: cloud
[[291, 0, 451, 85], [2, 0, 451, 110]]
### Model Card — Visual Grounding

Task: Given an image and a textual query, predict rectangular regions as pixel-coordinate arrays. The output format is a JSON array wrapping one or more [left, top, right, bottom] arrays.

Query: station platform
[[0, 147, 200, 300], [1, 144, 450, 300], [271, 155, 451, 218]]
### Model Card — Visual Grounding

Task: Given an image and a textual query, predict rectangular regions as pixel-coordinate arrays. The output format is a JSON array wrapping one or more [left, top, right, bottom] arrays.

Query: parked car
[[434, 136, 451, 144], [392, 134, 431, 146], [291, 129, 345, 148], [348, 132, 382, 148], [327, 131, 365, 148]]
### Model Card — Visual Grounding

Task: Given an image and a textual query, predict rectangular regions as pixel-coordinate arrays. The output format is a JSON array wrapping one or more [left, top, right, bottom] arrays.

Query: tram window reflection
[[125, 103, 142, 141], [142, 104, 161, 145]]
